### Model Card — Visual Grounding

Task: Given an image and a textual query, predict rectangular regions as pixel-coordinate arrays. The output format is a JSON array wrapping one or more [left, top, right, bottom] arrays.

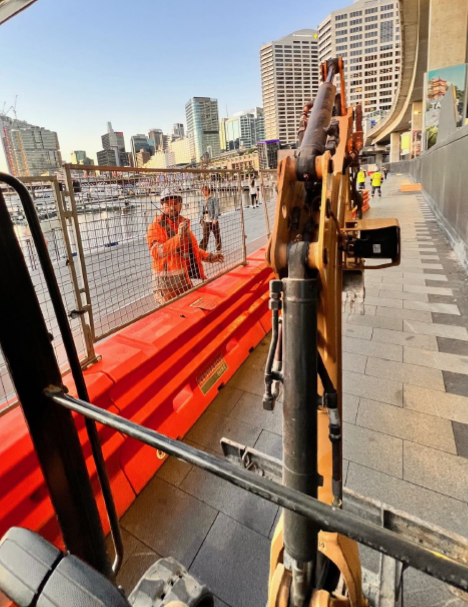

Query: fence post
[[237, 174, 247, 263], [61, 166, 98, 363], [260, 171, 271, 238]]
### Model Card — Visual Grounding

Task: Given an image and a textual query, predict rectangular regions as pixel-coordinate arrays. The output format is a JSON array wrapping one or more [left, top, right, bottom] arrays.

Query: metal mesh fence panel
[[64, 166, 251, 340], [0, 177, 91, 414]]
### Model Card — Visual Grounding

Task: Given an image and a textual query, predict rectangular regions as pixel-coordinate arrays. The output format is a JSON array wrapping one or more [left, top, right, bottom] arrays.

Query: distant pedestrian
[[371, 170, 383, 198], [357, 169, 366, 190], [249, 179, 258, 208], [199, 185, 222, 252], [147, 188, 223, 304], [383, 167, 388, 179]]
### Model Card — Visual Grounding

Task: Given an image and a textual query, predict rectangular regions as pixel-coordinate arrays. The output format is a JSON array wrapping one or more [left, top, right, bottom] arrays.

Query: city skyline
[[0, 0, 347, 172]]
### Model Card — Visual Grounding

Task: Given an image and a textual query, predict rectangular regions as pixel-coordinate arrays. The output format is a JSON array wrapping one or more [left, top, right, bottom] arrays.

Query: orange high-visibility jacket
[[147, 214, 210, 281]]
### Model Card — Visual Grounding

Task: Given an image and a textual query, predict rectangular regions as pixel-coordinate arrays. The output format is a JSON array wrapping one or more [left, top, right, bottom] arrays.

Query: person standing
[[357, 169, 366, 190], [383, 166, 388, 179], [371, 169, 383, 198], [249, 179, 258, 208], [147, 188, 223, 304], [199, 185, 222, 251]]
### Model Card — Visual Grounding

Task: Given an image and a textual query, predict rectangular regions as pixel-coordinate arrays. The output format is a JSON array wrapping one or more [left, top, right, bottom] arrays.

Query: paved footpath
[[109, 174, 468, 607]]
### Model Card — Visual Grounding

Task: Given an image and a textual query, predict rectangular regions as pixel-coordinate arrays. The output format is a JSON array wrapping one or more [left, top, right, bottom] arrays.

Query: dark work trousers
[[200, 220, 222, 251]]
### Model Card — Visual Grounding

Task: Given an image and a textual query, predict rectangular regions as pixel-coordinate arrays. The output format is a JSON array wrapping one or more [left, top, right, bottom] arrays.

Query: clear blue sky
[[0, 0, 347, 171]]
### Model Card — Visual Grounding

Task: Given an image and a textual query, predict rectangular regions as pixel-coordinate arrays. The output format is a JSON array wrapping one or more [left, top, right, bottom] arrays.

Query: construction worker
[[357, 168, 366, 190], [147, 188, 224, 304], [371, 169, 383, 198]]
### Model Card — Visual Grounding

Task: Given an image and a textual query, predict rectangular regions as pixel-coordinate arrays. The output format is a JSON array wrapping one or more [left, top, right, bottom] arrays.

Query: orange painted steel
[[0, 248, 273, 548]]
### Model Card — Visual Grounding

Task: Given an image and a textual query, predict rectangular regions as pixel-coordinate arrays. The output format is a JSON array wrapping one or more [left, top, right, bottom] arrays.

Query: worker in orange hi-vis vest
[[147, 188, 224, 304]]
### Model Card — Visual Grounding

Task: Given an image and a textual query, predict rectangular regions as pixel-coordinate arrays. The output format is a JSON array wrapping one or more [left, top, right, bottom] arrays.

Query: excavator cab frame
[[0, 59, 468, 607]]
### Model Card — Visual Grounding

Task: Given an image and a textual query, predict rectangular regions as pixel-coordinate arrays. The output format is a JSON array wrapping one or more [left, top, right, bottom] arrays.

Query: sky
[[0, 0, 348, 171]]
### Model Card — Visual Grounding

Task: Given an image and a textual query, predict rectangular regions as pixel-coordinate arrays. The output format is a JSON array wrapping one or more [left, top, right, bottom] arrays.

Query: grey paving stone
[[157, 455, 192, 487], [453, 421, 468, 460], [343, 370, 403, 406], [343, 422, 403, 477], [180, 466, 278, 537], [437, 336, 468, 356], [403, 441, 468, 502], [443, 371, 468, 398], [402, 261, 443, 270], [229, 390, 282, 435], [343, 393, 359, 424], [343, 322, 373, 340], [364, 295, 403, 309], [345, 313, 403, 331], [382, 275, 427, 286], [365, 356, 445, 391], [404, 300, 461, 315], [346, 463, 468, 536], [254, 429, 282, 459], [186, 408, 262, 454], [404, 384, 468, 424], [229, 365, 265, 396], [121, 477, 217, 568], [189, 513, 270, 607], [404, 348, 468, 375], [344, 335, 402, 362], [403, 319, 468, 340], [372, 327, 438, 351], [404, 284, 453, 296], [378, 289, 429, 302], [116, 536, 161, 595], [376, 306, 432, 322], [431, 312, 468, 328], [343, 351, 367, 373], [209, 385, 244, 416], [356, 398, 456, 453], [403, 568, 468, 607], [371, 281, 403, 292], [404, 272, 448, 282]]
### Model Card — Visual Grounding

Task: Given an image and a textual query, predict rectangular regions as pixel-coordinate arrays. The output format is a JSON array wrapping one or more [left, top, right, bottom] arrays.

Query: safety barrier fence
[[0, 165, 277, 414]]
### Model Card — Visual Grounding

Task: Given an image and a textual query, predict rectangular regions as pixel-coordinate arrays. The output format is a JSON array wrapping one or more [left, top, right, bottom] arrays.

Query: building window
[[380, 75, 393, 81], [365, 39, 378, 46], [350, 50, 362, 56], [380, 20, 394, 42], [350, 57, 362, 64], [336, 37, 348, 43], [365, 15, 378, 22], [366, 84, 377, 90], [366, 47, 377, 53], [365, 31, 378, 38], [350, 34, 362, 41], [381, 12, 394, 19], [336, 45, 347, 51], [350, 42, 362, 48], [350, 18, 362, 25], [350, 26, 362, 33], [365, 7, 378, 14], [350, 10, 362, 17], [335, 14, 347, 20], [365, 23, 378, 31], [381, 3, 394, 10], [365, 77, 377, 83]]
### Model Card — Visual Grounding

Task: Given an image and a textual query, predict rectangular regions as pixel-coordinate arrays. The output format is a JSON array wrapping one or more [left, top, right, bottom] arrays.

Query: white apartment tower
[[318, 0, 401, 117], [260, 29, 320, 145]]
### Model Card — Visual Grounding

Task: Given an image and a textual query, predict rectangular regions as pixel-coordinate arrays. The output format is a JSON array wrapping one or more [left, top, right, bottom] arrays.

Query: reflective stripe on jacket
[[147, 214, 210, 280]]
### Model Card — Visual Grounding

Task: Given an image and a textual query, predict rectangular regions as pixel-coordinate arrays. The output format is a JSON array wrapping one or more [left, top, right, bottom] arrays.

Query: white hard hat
[[160, 187, 182, 203]]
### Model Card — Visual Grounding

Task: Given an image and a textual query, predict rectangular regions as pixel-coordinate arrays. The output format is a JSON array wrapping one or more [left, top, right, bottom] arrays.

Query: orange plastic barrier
[[0, 248, 273, 547], [352, 189, 371, 219]]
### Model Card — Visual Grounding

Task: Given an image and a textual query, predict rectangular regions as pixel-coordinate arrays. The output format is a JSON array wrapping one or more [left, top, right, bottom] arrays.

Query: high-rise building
[[97, 122, 128, 166], [260, 29, 320, 145], [258, 140, 280, 169], [148, 129, 167, 151], [173, 123, 185, 138], [317, 0, 401, 115], [130, 134, 154, 164], [185, 97, 220, 163], [222, 108, 266, 151], [219, 118, 228, 152], [168, 137, 191, 165], [71, 150, 94, 165], [135, 149, 151, 168], [0, 115, 62, 177]]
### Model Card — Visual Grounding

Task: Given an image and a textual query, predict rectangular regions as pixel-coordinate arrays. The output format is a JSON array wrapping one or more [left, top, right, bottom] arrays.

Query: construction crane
[[0, 58, 468, 607]]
